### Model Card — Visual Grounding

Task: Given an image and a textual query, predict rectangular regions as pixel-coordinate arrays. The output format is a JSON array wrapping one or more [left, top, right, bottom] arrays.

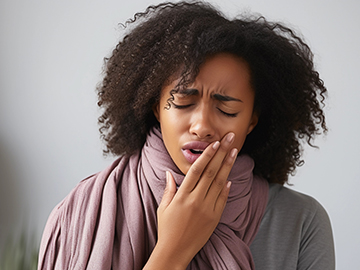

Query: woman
[[38, 1, 335, 269]]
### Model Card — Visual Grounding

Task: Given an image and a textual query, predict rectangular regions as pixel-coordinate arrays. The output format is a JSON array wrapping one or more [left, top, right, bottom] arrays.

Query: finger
[[178, 141, 220, 193], [194, 133, 235, 197], [214, 181, 232, 214], [159, 171, 177, 210], [206, 147, 238, 204]]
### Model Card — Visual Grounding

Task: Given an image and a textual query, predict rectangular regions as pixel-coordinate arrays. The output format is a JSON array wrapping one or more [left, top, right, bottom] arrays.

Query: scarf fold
[[38, 127, 268, 270]]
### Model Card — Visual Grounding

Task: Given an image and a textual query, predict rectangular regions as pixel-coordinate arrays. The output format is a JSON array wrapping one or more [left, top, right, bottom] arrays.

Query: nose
[[189, 106, 215, 139]]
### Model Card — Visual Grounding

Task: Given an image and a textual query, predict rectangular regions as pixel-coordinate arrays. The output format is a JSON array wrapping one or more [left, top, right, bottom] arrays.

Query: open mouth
[[182, 141, 210, 164], [190, 149, 204, 154]]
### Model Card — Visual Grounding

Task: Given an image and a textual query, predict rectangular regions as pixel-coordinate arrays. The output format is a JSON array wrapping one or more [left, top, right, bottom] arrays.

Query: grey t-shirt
[[250, 184, 335, 270]]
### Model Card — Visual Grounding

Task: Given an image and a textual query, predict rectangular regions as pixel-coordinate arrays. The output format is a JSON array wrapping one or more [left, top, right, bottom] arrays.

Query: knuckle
[[202, 207, 216, 222], [205, 168, 216, 179], [224, 157, 234, 168], [186, 197, 201, 212], [176, 192, 186, 203], [213, 177, 225, 190], [220, 141, 230, 151], [217, 190, 228, 202], [190, 164, 202, 176]]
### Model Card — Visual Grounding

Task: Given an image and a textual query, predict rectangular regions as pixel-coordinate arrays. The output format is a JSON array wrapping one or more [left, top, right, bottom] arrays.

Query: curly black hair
[[97, 1, 327, 185]]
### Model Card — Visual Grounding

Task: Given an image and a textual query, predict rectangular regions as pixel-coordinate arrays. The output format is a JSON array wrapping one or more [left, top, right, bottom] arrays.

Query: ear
[[152, 102, 160, 122], [247, 112, 259, 135]]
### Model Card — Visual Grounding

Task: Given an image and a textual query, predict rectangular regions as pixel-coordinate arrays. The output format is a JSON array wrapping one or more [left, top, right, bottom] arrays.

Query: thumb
[[159, 171, 177, 209]]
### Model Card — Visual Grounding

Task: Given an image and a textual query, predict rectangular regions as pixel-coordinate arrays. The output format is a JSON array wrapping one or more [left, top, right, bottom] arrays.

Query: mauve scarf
[[38, 127, 268, 270]]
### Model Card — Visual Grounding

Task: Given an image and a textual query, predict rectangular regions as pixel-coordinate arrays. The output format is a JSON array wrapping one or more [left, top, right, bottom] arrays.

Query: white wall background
[[0, 0, 359, 268]]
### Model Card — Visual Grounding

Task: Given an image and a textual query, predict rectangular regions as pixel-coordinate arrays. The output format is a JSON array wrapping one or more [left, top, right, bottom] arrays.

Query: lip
[[181, 141, 210, 164]]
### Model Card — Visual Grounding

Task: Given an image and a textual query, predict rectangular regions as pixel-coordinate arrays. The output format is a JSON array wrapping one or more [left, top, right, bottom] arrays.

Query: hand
[[144, 132, 238, 270]]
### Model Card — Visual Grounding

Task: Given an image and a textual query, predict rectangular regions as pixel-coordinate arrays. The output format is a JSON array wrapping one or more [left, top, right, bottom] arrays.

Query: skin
[[153, 52, 258, 175], [144, 53, 258, 269]]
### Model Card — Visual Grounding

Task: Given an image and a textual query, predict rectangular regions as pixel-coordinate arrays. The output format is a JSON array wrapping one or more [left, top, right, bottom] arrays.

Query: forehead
[[160, 52, 253, 98], [194, 53, 252, 91]]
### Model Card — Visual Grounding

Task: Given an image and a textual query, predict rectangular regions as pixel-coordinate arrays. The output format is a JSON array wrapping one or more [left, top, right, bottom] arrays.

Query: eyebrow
[[177, 88, 199, 96], [213, 93, 243, 102], [175, 88, 243, 102]]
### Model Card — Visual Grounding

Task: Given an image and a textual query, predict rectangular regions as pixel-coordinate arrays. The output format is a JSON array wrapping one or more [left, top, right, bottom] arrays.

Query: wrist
[[143, 243, 189, 270]]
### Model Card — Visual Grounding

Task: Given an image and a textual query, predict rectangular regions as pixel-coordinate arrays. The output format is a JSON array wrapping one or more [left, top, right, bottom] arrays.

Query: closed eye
[[171, 102, 237, 117], [172, 103, 193, 109], [217, 108, 238, 117]]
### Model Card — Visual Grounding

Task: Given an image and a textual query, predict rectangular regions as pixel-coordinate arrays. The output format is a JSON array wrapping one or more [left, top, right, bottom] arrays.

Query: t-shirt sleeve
[[297, 198, 335, 270]]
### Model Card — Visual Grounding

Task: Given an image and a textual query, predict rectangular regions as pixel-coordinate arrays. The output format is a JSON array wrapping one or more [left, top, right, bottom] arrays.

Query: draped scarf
[[38, 127, 268, 270]]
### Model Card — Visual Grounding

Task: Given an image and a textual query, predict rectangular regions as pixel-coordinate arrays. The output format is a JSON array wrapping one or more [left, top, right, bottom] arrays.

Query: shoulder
[[51, 173, 99, 218], [38, 157, 127, 268], [267, 184, 327, 216], [39, 171, 101, 247], [251, 184, 335, 270], [37, 173, 99, 268], [264, 184, 333, 242], [269, 183, 318, 204], [46, 156, 129, 222]]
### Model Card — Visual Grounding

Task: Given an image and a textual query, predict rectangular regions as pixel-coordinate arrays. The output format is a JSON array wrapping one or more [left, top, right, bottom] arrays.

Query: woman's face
[[153, 53, 258, 174]]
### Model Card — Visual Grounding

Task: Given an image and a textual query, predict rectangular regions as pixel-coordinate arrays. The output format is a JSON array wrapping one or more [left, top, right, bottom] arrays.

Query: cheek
[[158, 107, 183, 149], [231, 121, 253, 151], [233, 132, 248, 151]]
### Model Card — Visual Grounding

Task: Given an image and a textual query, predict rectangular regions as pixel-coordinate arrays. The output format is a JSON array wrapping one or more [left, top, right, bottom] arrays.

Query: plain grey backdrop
[[1, 0, 359, 268]]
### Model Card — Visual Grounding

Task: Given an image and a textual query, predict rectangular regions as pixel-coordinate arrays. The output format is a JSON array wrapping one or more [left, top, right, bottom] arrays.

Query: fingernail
[[166, 171, 169, 183], [227, 133, 235, 143], [230, 148, 238, 159], [227, 181, 232, 189], [212, 141, 220, 150]]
